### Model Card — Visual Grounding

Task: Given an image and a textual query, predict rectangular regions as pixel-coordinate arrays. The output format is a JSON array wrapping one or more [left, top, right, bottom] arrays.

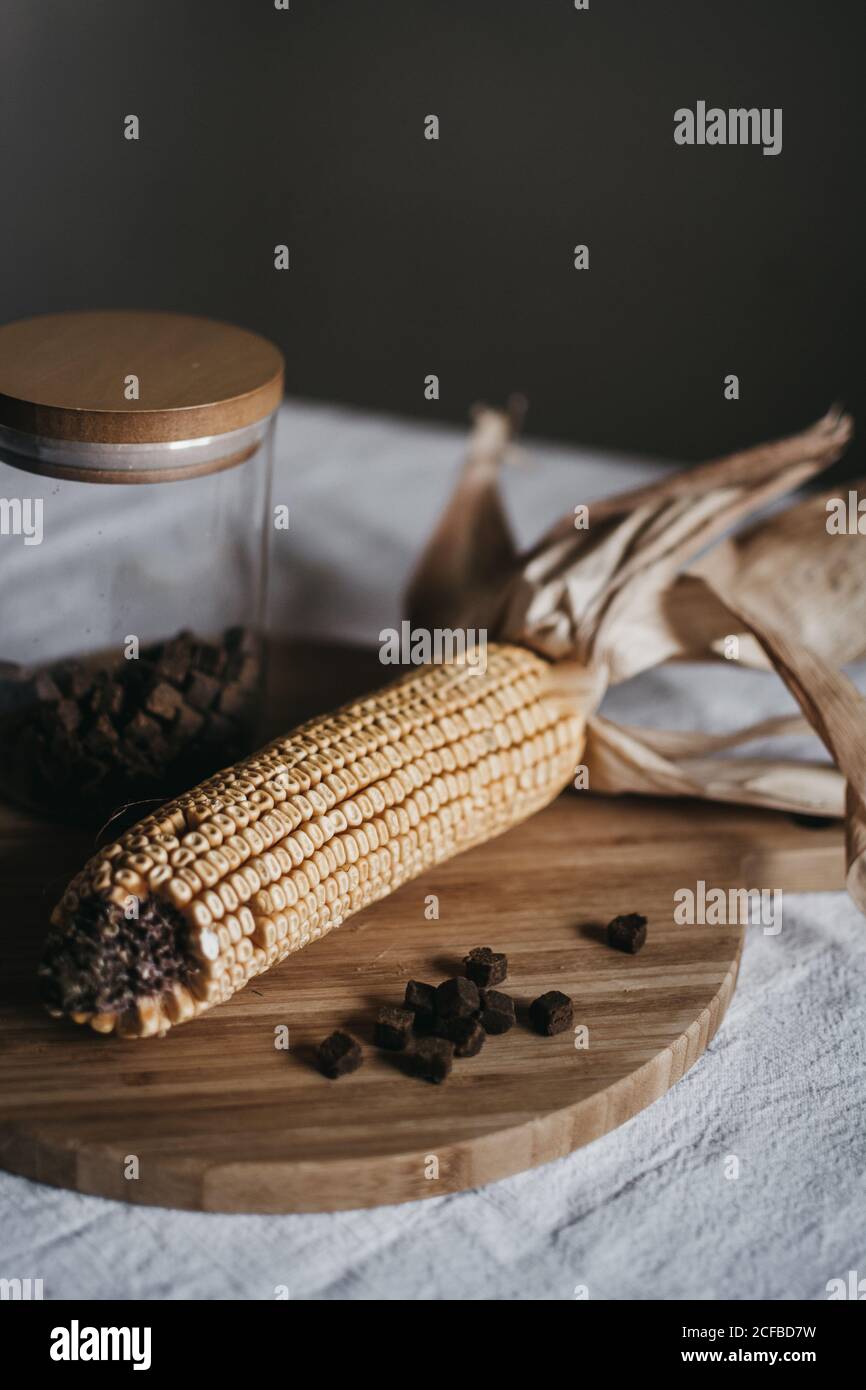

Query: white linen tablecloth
[[2, 401, 863, 1301]]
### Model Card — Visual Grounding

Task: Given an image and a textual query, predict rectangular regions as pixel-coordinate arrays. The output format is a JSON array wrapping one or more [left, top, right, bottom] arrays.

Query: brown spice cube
[[218, 682, 250, 720], [374, 1005, 414, 1051], [173, 703, 205, 743], [156, 635, 193, 684], [185, 671, 222, 712], [464, 946, 507, 988], [438, 1015, 485, 1057], [607, 913, 647, 954], [34, 671, 62, 704], [404, 979, 436, 1030], [412, 1036, 454, 1084], [529, 990, 573, 1037], [55, 698, 81, 734], [84, 714, 120, 757], [191, 641, 225, 677], [478, 988, 516, 1035], [156, 650, 190, 685], [90, 678, 124, 718], [145, 681, 185, 723], [67, 666, 93, 701], [435, 975, 479, 1020], [316, 1030, 363, 1079], [125, 711, 162, 747]]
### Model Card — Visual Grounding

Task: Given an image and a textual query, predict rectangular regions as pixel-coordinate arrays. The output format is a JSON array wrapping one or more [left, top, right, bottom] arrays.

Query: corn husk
[[407, 406, 866, 911]]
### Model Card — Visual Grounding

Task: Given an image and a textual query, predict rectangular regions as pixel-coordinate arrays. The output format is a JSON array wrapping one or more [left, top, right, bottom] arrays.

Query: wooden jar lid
[[0, 311, 284, 446]]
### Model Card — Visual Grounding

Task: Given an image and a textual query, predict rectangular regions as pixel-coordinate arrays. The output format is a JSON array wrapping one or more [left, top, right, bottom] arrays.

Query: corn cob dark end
[[38, 894, 192, 1020]]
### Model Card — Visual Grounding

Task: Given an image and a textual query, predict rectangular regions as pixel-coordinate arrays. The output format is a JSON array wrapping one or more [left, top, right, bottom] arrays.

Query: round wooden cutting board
[[0, 646, 845, 1213]]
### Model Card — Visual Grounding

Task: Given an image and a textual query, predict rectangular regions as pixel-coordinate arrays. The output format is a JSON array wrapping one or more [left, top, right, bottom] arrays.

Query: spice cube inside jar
[[0, 311, 283, 825]]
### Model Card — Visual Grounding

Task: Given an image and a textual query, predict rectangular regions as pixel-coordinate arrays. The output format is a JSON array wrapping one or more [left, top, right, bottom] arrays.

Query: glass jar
[[0, 310, 283, 824]]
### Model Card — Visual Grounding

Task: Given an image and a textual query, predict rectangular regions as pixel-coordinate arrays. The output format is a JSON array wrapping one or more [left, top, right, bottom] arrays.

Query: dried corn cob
[[40, 644, 584, 1038]]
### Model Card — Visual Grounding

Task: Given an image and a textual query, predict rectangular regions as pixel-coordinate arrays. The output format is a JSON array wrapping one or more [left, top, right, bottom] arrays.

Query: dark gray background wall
[[1, 0, 863, 473]]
